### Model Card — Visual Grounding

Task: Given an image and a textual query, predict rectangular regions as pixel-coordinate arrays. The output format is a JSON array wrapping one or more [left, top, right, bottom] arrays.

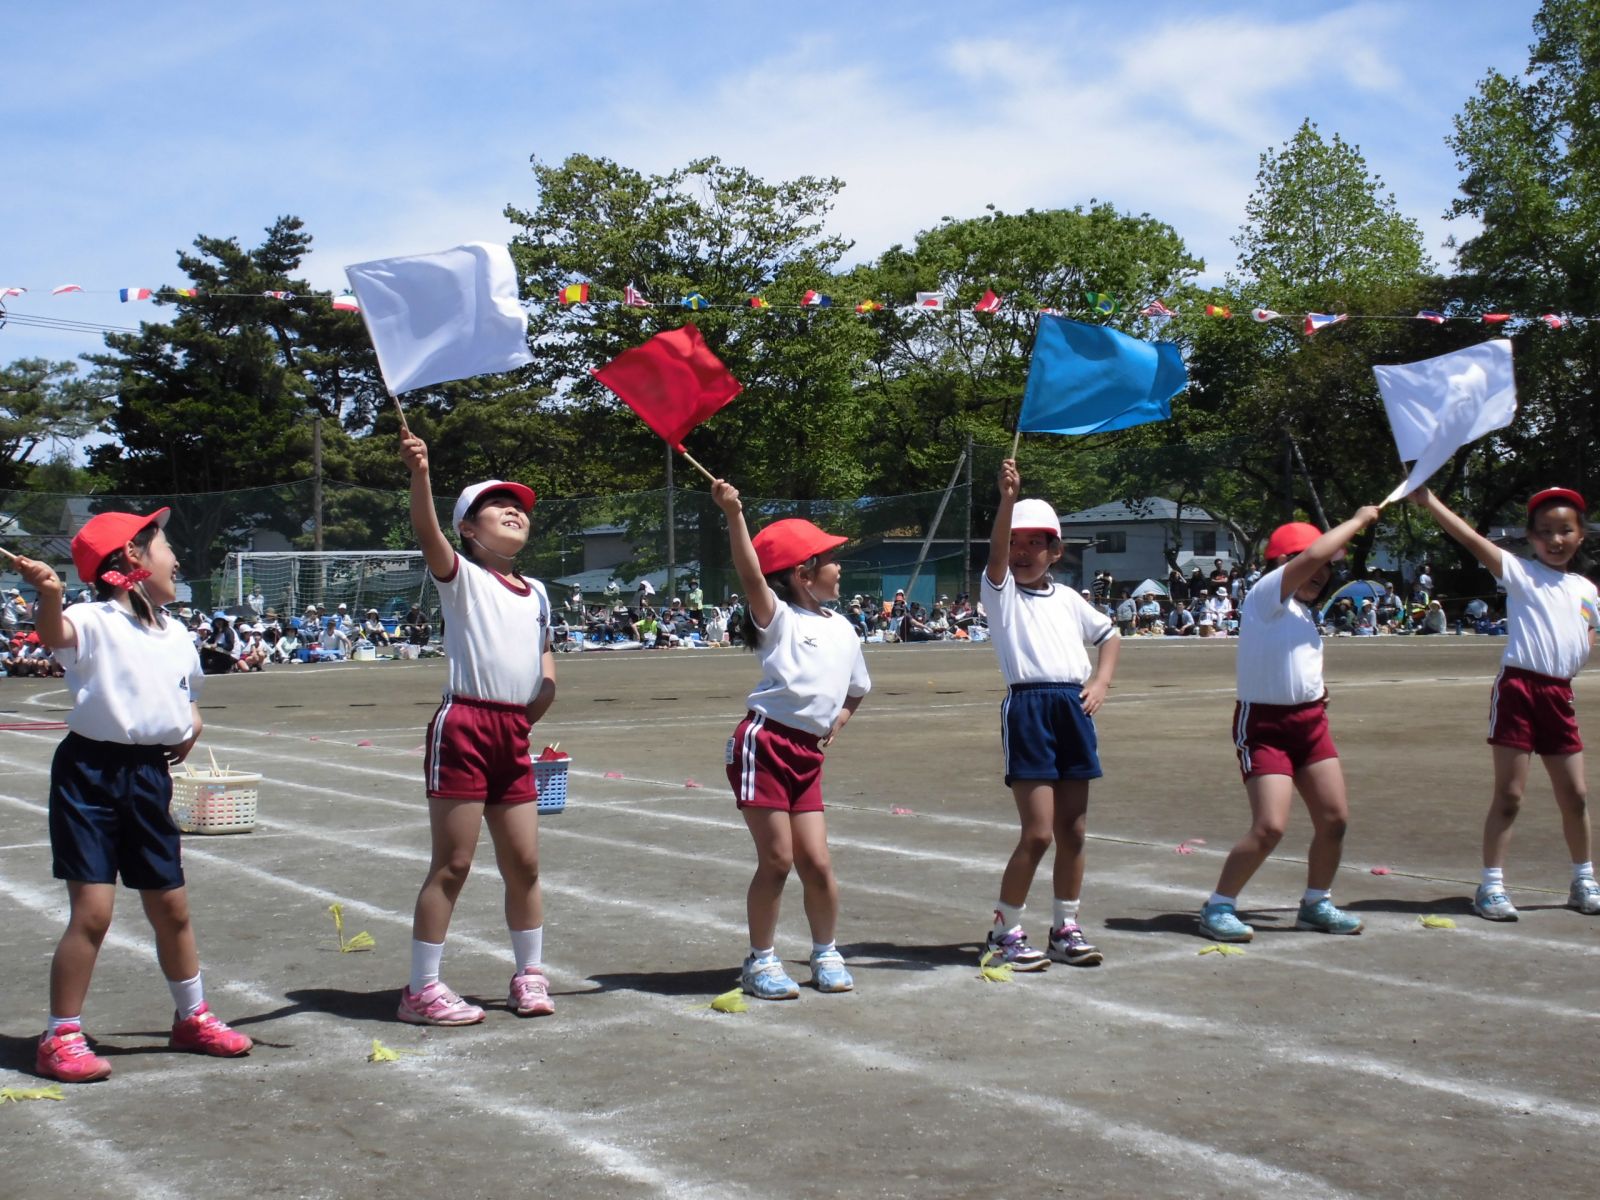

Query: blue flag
[[1018, 315, 1186, 435]]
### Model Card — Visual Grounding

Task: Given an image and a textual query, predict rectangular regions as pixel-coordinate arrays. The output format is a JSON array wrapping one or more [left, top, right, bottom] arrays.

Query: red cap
[[1264, 521, 1322, 561], [751, 519, 847, 576], [70, 508, 171, 584], [1527, 487, 1587, 517]]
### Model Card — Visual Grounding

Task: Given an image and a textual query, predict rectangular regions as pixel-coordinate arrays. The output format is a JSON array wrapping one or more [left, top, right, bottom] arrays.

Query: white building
[[1060, 497, 1240, 590]]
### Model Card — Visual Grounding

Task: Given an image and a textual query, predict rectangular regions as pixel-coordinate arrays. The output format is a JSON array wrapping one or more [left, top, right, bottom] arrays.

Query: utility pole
[[313, 412, 324, 552], [665, 442, 676, 599], [963, 432, 974, 602]]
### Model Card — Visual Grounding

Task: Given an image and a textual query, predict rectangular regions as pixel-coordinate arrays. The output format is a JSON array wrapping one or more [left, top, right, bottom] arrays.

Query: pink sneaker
[[36, 1025, 112, 1083], [170, 1002, 253, 1057], [397, 981, 485, 1026], [508, 966, 554, 1017]]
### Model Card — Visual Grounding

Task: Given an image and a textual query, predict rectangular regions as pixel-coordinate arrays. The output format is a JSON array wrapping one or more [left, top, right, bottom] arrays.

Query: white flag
[[344, 242, 533, 395], [1375, 339, 1516, 503], [913, 292, 945, 310]]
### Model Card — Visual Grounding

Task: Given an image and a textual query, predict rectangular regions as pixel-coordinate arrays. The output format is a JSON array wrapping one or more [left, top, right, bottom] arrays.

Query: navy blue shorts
[[50, 732, 185, 891], [1001, 682, 1102, 785]]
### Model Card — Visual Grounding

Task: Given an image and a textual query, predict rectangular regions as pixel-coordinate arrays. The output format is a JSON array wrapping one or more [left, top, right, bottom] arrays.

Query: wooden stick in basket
[[207, 747, 221, 776]]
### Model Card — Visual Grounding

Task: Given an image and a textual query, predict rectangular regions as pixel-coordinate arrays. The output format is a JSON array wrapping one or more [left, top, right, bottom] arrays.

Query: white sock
[[993, 900, 1024, 931], [1206, 892, 1237, 909], [1302, 888, 1331, 905], [510, 927, 543, 972], [749, 946, 776, 962], [811, 940, 837, 957], [46, 1014, 82, 1036], [1482, 866, 1505, 889], [167, 971, 204, 1018], [409, 939, 445, 993], [1574, 861, 1596, 882], [1052, 898, 1081, 928]]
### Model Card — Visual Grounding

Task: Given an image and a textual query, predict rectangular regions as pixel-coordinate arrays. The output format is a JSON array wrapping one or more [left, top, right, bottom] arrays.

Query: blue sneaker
[[1567, 876, 1600, 915], [1475, 885, 1519, 921], [741, 954, 800, 1000], [1198, 902, 1254, 943], [808, 948, 854, 993], [1295, 897, 1363, 934]]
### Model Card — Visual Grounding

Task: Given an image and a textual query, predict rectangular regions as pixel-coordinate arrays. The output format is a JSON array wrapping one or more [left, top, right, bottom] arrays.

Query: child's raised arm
[[1410, 487, 1504, 579], [986, 458, 1021, 588], [712, 479, 776, 631], [1278, 506, 1382, 602], [401, 433, 456, 579], [14, 556, 73, 651]]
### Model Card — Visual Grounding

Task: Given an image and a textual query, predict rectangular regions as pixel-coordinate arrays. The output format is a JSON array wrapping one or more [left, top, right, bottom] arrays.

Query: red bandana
[[99, 568, 151, 590]]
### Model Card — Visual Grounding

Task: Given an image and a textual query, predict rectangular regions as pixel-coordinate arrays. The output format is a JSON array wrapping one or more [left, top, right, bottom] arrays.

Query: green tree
[[1446, 0, 1600, 525], [0, 358, 115, 492]]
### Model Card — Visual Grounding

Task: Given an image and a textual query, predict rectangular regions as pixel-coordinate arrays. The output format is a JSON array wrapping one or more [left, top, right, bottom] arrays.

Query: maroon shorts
[[1488, 666, 1582, 756], [1232, 698, 1337, 781], [424, 694, 536, 805], [725, 711, 825, 813]]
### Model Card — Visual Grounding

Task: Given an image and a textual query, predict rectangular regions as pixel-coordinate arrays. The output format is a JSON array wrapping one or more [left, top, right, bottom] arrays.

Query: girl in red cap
[[1412, 486, 1600, 921], [398, 434, 558, 1025], [981, 460, 1121, 972], [1199, 505, 1380, 943], [15, 509, 252, 1083], [711, 479, 871, 1000]]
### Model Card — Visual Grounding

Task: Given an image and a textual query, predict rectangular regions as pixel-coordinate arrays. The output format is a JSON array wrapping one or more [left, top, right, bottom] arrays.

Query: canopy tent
[[1318, 579, 1390, 620], [1131, 578, 1168, 598]]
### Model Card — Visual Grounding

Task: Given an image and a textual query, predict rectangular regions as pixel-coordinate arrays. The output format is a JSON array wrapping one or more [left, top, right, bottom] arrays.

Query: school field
[[0, 637, 1594, 1199]]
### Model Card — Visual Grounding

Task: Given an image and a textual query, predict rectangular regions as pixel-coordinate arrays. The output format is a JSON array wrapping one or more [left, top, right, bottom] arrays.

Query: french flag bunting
[[973, 289, 1003, 314], [801, 290, 833, 308], [1415, 310, 1445, 324], [119, 287, 152, 302], [1304, 312, 1346, 336]]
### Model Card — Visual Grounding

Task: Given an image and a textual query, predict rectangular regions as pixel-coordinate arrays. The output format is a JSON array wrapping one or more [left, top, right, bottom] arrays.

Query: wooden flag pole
[[677, 447, 718, 484], [1010, 427, 1022, 460], [0, 544, 17, 561], [391, 393, 411, 436]]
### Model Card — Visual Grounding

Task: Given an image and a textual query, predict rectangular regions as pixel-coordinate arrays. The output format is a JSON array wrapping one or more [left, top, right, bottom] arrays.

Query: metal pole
[[963, 433, 974, 603], [904, 447, 969, 604], [665, 443, 676, 599]]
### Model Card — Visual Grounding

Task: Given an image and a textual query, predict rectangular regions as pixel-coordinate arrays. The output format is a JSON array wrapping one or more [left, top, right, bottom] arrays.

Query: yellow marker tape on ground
[[329, 903, 376, 952], [707, 988, 749, 1013], [978, 948, 1014, 982], [1418, 915, 1457, 930], [368, 1039, 415, 1062], [1, 1085, 65, 1102], [1198, 944, 1247, 956]]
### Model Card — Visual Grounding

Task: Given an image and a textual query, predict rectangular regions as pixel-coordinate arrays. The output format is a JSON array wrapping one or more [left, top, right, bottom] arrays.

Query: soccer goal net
[[221, 551, 432, 622]]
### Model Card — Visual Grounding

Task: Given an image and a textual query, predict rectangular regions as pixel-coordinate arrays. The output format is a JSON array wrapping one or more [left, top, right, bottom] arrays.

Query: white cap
[[452, 480, 537, 533], [1011, 498, 1061, 538]]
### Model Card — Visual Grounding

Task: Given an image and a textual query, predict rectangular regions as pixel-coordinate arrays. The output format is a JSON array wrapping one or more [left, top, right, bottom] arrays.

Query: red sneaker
[[36, 1025, 112, 1083], [169, 1002, 253, 1057]]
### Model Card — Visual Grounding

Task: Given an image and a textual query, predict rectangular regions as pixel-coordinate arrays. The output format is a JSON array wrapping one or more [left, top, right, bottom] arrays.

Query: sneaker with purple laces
[[984, 925, 1049, 972], [397, 981, 485, 1026], [170, 1002, 253, 1056], [509, 967, 555, 1017], [1047, 922, 1103, 966]]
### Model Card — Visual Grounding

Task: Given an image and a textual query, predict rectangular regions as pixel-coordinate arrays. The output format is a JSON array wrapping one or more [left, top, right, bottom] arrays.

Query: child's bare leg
[[412, 798, 485, 942], [1296, 758, 1351, 890], [50, 882, 115, 1017], [140, 885, 200, 982], [1049, 781, 1090, 903], [1542, 752, 1591, 864], [998, 781, 1055, 909], [1213, 775, 1294, 899], [485, 801, 542, 931], [789, 810, 838, 945], [743, 808, 793, 949], [1484, 746, 1532, 867]]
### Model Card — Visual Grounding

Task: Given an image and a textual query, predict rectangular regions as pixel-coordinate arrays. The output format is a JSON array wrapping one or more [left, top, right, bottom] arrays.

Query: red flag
[[973, 289, 1003, 313], [1482, 312, 1511, 324], [591, 325, 743, 451]]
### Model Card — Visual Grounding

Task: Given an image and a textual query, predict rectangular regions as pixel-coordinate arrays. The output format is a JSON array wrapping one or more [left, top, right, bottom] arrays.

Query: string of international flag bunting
[[0, 281, 1577, 336]]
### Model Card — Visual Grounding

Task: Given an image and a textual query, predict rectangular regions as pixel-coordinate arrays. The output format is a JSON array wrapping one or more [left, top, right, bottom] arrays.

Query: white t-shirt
[[58, 602, 204, 745], [745, 602, 871, 737], [1236, 565, 1324, 705], [1499, 551, 1597, 680], [434, 556, 551, 705], [983, 571, 1117, 687]]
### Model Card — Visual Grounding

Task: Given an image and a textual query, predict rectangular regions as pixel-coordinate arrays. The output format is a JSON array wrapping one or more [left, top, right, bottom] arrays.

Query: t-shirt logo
[[178, 677, 189, 691], [801, 635, 818, 648]]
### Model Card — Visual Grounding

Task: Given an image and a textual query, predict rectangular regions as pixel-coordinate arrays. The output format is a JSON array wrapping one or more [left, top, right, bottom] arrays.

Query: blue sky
[[3, 2, 1542, 371]]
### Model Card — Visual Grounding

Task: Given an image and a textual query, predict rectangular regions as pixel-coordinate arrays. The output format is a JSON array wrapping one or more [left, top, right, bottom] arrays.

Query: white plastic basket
[[533, 756, 569, 816], [170, 769, 261, 834]]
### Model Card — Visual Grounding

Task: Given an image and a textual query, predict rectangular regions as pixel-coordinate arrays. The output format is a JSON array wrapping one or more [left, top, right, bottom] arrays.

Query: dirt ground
[[0, 635, 1595, 1199]]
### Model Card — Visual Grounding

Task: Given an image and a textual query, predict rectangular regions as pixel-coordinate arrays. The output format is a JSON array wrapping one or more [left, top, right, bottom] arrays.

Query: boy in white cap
[[981, 459, 1121, 971]]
